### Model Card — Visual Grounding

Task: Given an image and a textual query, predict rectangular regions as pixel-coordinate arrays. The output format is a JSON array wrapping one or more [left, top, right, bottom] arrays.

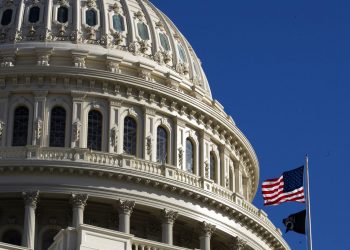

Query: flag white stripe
[[264, 187, 304, 203], [262, 176, 283, 185]]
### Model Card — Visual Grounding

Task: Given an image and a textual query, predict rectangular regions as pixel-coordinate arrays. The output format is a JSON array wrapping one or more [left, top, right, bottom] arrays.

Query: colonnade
[[19, 191, 224, 250]]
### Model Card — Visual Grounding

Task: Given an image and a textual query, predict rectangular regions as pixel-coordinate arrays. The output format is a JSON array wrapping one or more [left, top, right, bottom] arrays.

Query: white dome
[[0, 0, 212, 100]]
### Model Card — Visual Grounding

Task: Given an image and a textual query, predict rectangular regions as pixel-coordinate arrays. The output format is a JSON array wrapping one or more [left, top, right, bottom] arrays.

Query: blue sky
[[152, 0, 350, 249]]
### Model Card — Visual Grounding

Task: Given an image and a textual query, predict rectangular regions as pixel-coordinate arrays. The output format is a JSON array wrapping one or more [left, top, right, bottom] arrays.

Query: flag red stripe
[[264, 188, 305, 206]]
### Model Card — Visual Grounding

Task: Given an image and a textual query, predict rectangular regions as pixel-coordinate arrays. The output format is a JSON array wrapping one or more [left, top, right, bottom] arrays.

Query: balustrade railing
[[0, 146, 281, 235]]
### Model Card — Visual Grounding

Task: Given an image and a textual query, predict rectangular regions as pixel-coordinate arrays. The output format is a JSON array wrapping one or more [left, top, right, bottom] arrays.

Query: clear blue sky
[[152, 0, 350, 249]]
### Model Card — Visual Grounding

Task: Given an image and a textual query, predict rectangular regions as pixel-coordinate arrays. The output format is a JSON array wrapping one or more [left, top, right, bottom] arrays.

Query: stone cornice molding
[[22, 190, 39, 209]]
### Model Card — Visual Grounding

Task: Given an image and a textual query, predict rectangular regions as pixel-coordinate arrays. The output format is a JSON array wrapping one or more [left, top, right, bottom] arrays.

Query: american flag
[[262, 166, 305, 206]]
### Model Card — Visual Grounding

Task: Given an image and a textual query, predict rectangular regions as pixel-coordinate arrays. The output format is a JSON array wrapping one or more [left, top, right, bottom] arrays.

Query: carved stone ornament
[[111, 2, 121, 13], [161, 209, 178, 224], [155, 50, 172, 65], [5, 0, 14, 6], [71, 193, 88, 207], [146, 135, 152, 156], [72, 119, 82, 142], [200, 221, 216, 237], [37, 54, 50, 66], [138, 69, 152, 82], [34, 118, 43, 145], [176, 62, 189, 75], [70, 29, 83, 43], [128, 108, 137, 117], [110, 126, 118, 152], [134, 11, 144, 21], [0, 120, 5, 139], [204, 161, 209, 179], [117, 199, 135, 215], [178, 147, 183, 168], [1, 56, 15, 67], [86, 0, 96, 8], [112, 32, 124, 45], [231, 236, 247, 250], [139, 39, 150, 54], [129, 41, 141, 55], [73, 55, 86, 68], [57, 0, 69, 6], [22, 191, 39, 208], [86, 26, 97, 40], [107, 60, 121, 73]]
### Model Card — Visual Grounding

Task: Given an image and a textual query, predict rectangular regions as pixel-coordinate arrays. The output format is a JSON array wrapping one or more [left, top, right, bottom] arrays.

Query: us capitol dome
[[0, 0, 289, 250]]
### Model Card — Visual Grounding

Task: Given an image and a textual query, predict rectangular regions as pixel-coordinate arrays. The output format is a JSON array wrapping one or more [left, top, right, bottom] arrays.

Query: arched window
[[156, 127, 168, 164], [86, 9, 97, 26], [41, 229, 59, 250], [87, 110, 102, 151], [137, 22, 149, 40], [28, 6, 40, 23], [113, 14, 124, 32], [159, 33, 170, 51], [1, 9, 13, 26], [57, 6, 68, 23], [210, 152, 216, 181], [12, 106, 29, 146], [177, 44, 187, 62], [2, 229, 21, 246], [49, 107, 66, 147], [123, 117, 137, 155], [185, 138, 194, 173]]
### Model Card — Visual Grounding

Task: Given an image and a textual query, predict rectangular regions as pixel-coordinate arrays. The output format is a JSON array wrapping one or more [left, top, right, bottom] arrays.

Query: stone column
[[117, 199, 135, 234], [161, 209, 178, 245], [199, 222, 216, 250], [72, 193, 88, 228], [231, 236, 247, 250], [22, 191, 39, 249]]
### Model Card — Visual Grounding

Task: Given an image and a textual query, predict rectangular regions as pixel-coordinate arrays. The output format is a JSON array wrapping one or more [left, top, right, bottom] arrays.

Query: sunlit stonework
[[0, 0, 289, 250]]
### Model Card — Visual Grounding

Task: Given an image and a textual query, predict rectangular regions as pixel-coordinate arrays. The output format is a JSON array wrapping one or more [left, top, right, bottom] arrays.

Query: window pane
[[186, 139, 194, 173], [28, 6, 40, 23], [137, 22, 149, 40], [159, 33, 170, 51], [12, 107, 29, 146], [86, 9, 97, 26], [157, 127, 167, 163], [87, 110, 102, 151], [1, 9, 12, 26], [123, 117, 137, 155], [113, 14, 124, 32], [57, 6, 68, 23], [49, 107, 66, 147], [210, 153, 216, 181], [178, 44, 187, 62]]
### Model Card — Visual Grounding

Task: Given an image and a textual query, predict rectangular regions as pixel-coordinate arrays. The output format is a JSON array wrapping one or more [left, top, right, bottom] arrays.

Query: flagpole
[[305, 155, 313, 250]]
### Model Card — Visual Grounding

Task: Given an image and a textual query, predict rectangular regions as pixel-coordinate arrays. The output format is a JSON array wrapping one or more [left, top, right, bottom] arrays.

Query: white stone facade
[[0, 0, 289, 250]]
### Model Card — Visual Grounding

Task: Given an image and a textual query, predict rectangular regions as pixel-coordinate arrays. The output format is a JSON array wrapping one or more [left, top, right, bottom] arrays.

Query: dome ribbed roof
[[0, 0, 211, 99]]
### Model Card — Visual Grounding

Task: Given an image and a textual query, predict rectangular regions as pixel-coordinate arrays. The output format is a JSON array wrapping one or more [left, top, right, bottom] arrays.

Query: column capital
[[22, 191, 39, 209], [231, 236, 247, 250], [72, 193, 88, 208], [161, 209, 178, 224], [117, 199, 135, 215], [200, 221, 216, 237]]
